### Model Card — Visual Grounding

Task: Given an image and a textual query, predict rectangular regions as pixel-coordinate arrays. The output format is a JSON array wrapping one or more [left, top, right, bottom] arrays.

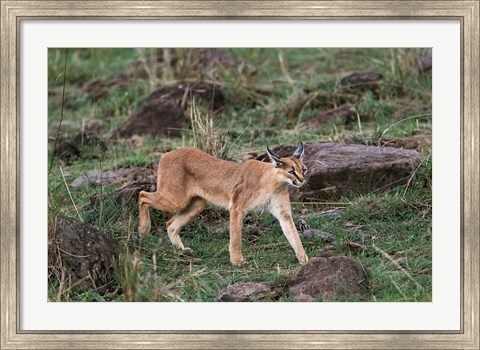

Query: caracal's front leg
[[269, 194, 308, 264], [166, 197, 206, 251], [229, 207, 245, 265]]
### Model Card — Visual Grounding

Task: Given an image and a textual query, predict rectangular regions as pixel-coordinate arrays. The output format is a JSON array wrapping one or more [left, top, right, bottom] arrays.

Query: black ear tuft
[[266, 145, 283, 168], [293, 142, 304, 159]]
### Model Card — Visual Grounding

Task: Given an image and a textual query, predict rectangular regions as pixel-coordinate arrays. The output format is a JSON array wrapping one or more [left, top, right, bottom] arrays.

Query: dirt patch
[[49, 122, 107, 161], [288, 256, 369, 301], [284, 71, 383, 121], [144, 81, 226, 112], [107, 82, 225, 139], [298, 104, 357, 129], [51, 137, 81, 160], [71, 162, 158, 188], [108, 95, 186, 139], [190, 48, 241, 72], [129, 48, 241, 77], [417, 54, 432, 74], [390, 106, 431, 121], [48, 216, 118, 293], [81, 74, 131, 100], [84, 180, 157, 213], [257, 142, 421, 200], [340, 71, 383, 92], [379, 135, 432, 152], [316, 245, 338, 258]]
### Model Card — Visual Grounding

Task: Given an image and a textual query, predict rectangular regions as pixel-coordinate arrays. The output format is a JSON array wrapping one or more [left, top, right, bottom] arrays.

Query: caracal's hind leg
[[166, 197, 206, 250], [138, 190, 156, 235], [138, 190, 184, 235]]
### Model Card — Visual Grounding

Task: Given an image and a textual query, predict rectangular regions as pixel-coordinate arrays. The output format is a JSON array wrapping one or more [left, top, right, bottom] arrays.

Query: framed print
[[1, 1, 478, 349]]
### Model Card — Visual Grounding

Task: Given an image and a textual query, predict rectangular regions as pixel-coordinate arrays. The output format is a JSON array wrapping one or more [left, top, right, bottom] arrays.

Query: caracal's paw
[[230, 255, 244, 266], [298, 253, 309, 265], [138, 223, 151, 235], [181, 247, 194, 256]]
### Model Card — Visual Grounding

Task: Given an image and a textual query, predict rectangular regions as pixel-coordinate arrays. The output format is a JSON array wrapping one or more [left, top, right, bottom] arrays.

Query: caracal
[[138, 143, 308, 265]]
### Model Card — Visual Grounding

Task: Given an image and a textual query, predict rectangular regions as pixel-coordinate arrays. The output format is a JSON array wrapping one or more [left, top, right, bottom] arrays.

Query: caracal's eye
[[302, 167, 307, 174], [288, 169, 296, 175]]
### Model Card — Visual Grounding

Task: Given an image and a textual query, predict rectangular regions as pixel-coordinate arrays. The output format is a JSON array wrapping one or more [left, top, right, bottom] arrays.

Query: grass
[[48, 48, 432, 302]]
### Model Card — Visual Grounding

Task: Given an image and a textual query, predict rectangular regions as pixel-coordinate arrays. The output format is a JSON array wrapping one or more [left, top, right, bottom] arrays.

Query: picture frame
[[1, 1, 478, 349]]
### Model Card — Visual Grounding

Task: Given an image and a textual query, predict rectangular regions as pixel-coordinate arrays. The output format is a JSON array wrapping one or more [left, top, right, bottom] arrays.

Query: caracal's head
[[266, 143, 307, 188]]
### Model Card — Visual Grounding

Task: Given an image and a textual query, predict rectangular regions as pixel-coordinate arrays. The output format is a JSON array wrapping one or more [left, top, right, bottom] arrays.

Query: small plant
[[190, 99, 230, 159], [115, 249, 180, 302]]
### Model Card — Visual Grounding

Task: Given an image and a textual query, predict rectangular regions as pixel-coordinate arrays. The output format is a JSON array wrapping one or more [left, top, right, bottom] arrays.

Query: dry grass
[[190, 99, 230, 159]]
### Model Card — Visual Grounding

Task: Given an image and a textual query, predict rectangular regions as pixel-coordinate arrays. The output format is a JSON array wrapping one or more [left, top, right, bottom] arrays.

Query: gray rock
[[320, 210, 343, 220], [303, 230, 336, 243], [289, 256, 369, 301], [218, 282, 277, 302], [258, 142, 420, 200], [298, 219, 336, 242]]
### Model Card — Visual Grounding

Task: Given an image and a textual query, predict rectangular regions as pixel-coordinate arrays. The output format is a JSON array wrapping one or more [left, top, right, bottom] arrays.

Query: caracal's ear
[[293, 142, 305, 160], [266, 145, 283, 168]]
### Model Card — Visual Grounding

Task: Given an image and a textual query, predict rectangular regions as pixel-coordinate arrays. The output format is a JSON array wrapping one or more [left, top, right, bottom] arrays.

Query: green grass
[[48, 48, 432, 302]]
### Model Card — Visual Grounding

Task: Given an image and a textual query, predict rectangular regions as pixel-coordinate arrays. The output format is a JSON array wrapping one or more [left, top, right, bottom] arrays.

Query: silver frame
[[1, 1, 478, 349]]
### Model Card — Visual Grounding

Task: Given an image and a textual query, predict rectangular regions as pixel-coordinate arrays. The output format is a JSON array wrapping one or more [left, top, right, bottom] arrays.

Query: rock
[[217, 282, 277, 302], [289, 256, 369, 301], [297, 219, 336, 242], [320, 209, 343, 220], [305, 230, 336, 243], [49, 216, 118, 293], [257, 142, 421, 200]]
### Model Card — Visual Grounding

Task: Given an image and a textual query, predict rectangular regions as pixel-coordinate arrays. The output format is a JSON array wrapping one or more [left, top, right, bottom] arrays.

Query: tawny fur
[[138, 146, 308, 265]]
